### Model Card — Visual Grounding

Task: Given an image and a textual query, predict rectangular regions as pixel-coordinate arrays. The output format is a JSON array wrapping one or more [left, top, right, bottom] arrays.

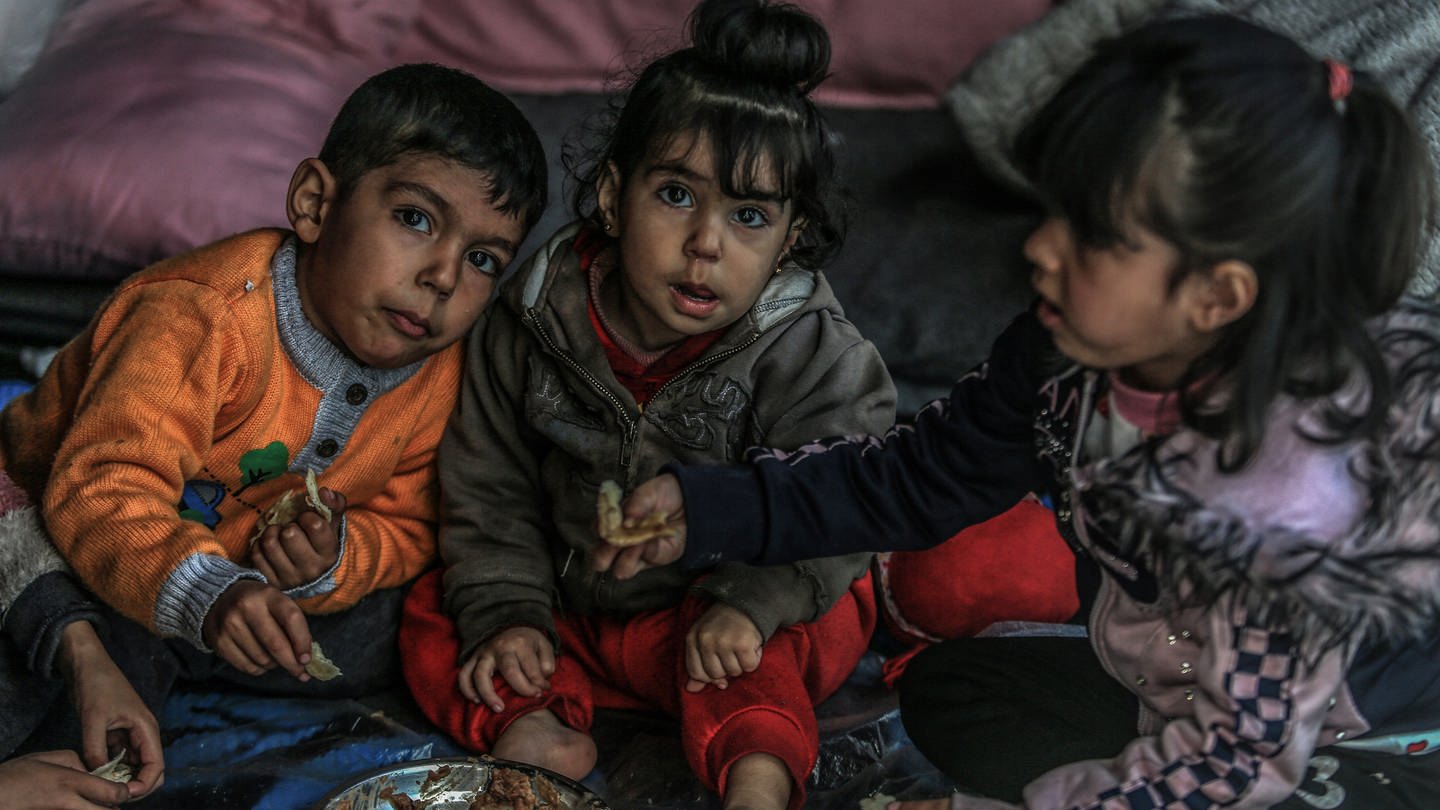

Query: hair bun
[[688, 0, 830, 94]]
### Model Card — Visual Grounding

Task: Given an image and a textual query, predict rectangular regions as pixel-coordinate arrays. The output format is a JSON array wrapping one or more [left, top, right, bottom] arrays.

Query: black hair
[[1014, 14, 1435, 469], [568, 0, 844, 268], [319, 63, 548, 233]]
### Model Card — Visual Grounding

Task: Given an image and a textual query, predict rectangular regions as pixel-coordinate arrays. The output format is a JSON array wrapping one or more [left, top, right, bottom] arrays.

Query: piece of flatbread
[[596, 479, 671, 547], [91, 749, 134, 783], [858, 794, 897, 810], [305, 640, 343, 681], [250, 469, 332, 543]]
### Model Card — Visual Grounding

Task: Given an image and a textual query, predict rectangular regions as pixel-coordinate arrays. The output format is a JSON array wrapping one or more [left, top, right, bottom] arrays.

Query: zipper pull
[[620, 429, 635, 467]]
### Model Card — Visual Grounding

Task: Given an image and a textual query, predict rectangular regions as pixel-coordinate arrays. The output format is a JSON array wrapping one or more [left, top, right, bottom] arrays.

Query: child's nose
[[418, 255, 459, 300], [1023, 217, 1066, 274], [685, 214, 723, 261]]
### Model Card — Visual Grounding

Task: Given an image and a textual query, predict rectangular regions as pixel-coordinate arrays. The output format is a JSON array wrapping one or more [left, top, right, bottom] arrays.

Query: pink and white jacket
[[673, 298, 1440, 809]]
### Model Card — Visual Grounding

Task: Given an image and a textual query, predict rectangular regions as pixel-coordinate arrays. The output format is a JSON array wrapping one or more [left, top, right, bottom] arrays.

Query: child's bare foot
[[723, 752, 791, 810], [491, 708, 597, 782]]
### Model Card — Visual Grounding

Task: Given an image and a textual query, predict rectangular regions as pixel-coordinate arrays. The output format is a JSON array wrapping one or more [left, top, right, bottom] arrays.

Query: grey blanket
[[945, 0, 1440, 299]]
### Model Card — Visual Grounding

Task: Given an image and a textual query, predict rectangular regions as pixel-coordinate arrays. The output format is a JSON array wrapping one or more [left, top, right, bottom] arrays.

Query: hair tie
[[1324, 59, 1352, 104]]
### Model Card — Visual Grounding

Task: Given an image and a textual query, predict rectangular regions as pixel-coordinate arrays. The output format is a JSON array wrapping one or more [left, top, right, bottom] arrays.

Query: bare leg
[[722, 752, 791, 810], [490, 708, 597, 782]]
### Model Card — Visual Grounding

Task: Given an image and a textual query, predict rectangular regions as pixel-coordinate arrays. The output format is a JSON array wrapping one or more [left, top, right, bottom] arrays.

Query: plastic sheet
[[126, 653, 952, 809], [132, 689, 461, 809]]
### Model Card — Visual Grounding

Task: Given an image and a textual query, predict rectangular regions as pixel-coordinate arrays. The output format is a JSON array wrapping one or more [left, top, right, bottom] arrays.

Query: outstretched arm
[[597, 310, 1052, 575]]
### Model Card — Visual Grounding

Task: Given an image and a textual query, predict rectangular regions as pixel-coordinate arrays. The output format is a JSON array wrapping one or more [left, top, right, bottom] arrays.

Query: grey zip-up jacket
[[439, 223, 896, 659]]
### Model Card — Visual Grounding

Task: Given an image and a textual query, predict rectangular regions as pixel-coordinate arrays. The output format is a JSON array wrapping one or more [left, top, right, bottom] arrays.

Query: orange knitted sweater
[[0, 229, 461, 645]]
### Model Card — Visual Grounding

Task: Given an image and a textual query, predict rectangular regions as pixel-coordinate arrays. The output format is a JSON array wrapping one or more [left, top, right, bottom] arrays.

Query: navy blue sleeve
[[3, 571, 106, 677], [674, 310, 1052, 567]]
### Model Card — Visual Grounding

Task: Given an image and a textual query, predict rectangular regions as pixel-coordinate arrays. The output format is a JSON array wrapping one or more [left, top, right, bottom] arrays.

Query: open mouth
[[669, 282, 720, 317], [1034, 297, 1064, 330], [673, 282, 715, 303]]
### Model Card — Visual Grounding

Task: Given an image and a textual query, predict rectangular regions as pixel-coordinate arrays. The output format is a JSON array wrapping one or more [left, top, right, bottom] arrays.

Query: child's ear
[[286, 158, 337, 244], [782, 216, 808, 254], [1191, 259, 1258, 333], [596, 161, 622, 236]]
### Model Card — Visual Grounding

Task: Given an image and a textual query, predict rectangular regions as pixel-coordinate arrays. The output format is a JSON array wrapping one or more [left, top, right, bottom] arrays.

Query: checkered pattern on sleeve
[[1071, 623, 1298, 809]]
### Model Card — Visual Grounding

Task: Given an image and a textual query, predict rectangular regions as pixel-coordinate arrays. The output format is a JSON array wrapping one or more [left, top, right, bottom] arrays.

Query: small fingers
[[214, 623, 274, 675], [473, 660, 505, 713], [704, 648, 736, 682], [249, 524, 283, 568], [274, 601, 314, 677], [521, 639, 555, 686], [609, 545, 650, 579], [256, 529, 304, 587], [684, 634, 711, 686], [251, 553, 279, 586], [73, 771, 131, 807], [589, 541, 621, 572], [283, 521, 331, 582], [320, 487, 347, 518], [250, 617, 305, 679], [717, 648, 746, 680], [737, 644, 762, 674], [123, 718, 166, 798], [495, 652, 544, 698], [458, 655, 483, 705], [280, 521, 319, 563], [643, 533, 685, 568], [79, 716, 109, 774]]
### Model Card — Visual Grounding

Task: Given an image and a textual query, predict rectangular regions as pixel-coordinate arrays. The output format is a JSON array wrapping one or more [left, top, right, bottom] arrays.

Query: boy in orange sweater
[[0, 62, 547, 759]]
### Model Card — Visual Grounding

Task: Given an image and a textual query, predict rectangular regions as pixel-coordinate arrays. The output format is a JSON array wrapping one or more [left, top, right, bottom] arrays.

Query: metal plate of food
[[313, 755, 609, 810]]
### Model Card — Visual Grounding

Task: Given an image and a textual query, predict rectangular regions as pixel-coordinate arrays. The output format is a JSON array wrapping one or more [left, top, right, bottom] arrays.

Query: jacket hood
[[1076, 300, 1440, 657]]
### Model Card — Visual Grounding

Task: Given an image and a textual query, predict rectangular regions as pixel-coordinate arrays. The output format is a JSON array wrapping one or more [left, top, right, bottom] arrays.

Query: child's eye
[[469, 247, 504, 275], [397, 208, 432, 234], [733, 206, 770, 229], [467, 250, 500, 276], [659, 184, 693, 208]]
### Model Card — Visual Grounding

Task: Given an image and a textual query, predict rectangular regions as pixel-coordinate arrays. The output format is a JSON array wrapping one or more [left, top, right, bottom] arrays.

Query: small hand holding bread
[[596, 479, 672, 547], [250, 468, 331, 544]]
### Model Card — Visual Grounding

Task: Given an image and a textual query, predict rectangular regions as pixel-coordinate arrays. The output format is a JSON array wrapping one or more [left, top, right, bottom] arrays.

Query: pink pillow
[[0, 0, 1054, 283], [392, 0, 1054, 109], [0, 0, 401, 280]]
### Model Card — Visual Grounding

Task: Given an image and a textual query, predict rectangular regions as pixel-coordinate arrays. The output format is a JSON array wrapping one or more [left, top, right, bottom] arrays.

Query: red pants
[[400, 568, 875, 808]]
